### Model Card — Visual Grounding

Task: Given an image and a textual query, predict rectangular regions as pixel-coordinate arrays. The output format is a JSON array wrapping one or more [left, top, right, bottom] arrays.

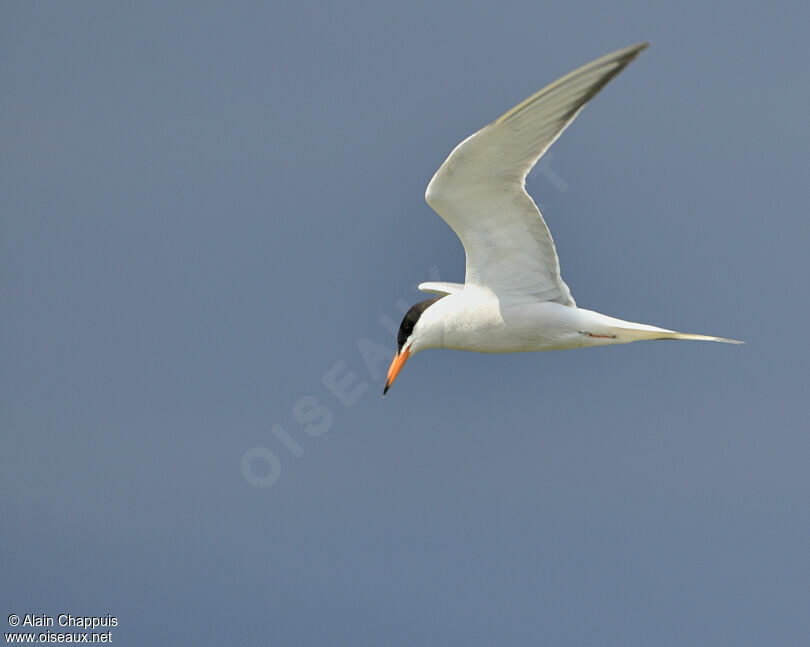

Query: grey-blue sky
[[2, 1, 808, 645]]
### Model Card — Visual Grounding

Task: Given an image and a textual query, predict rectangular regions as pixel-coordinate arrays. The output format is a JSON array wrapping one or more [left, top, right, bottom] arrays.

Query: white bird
[[384, 42, 741, 395]]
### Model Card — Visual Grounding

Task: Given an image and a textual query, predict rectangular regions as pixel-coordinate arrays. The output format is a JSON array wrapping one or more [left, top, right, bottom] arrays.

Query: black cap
[[397, 297, 443, 352]]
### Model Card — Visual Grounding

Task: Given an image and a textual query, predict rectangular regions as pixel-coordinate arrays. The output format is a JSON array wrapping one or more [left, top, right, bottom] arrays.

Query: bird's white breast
[[421, 291, 586, 354]]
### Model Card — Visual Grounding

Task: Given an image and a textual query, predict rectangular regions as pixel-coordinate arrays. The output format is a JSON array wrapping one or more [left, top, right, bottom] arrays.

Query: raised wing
[[418, 281, 465, 296], [425, 43, 648, 304]]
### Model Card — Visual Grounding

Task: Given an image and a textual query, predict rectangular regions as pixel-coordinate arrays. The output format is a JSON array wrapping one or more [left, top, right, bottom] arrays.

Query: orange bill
[[383, 346, 410, 395]]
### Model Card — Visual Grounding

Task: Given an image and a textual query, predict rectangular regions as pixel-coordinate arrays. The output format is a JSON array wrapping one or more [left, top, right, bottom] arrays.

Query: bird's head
[[383, 296, 445, 395]]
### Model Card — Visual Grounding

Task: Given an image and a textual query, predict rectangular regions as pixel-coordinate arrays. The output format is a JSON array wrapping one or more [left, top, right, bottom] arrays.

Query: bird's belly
[[440, 301, 583, 353]]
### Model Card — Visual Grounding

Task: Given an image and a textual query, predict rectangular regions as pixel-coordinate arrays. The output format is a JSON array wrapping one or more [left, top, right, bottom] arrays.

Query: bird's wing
[[418, 281, 465, 296], [425, 43, 648, 304]]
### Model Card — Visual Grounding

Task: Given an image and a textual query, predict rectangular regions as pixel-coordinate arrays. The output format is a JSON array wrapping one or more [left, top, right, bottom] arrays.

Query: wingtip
[[622, 42, 650, 60]]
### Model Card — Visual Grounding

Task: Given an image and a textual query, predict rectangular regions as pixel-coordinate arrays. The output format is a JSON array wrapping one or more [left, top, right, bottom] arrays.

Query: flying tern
[[384, 42, 741, 395]]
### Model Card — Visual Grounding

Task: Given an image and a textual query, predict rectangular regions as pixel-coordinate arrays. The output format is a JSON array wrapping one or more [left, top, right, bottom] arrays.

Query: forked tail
[[579, 309, 744, 346], [614, 326, 744, 345], [645, 331, 742, 344]]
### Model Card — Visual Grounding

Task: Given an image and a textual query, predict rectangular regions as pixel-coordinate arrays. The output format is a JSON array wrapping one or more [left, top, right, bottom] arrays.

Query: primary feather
[[424, 42, 649, 305]]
